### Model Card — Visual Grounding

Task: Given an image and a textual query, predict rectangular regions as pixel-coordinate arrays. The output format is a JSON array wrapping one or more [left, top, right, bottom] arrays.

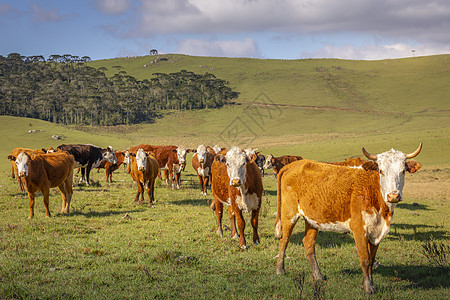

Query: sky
[[1, 0, 450, 61]]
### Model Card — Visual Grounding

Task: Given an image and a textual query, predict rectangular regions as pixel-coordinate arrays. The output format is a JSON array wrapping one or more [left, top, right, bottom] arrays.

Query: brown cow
[[8, 147, 47, 191], [8, 151, 75, 219], [129, 144, 192, 189], [263, 154, 303, 177], [326, 156, 367, 167], [127, 149, 159, 205], [97, 150, 126, 182], [192, 145, 215, 195], [210, 146, 263, 249], [274, 144, 422, 294]]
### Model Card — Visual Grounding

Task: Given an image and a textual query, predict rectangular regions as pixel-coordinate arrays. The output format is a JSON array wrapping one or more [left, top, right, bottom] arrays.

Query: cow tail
[[274, 167, 286, 239]]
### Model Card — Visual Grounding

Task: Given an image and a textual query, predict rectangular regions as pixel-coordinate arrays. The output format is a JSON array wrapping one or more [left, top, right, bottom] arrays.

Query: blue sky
[[1, 0, 449, 61]]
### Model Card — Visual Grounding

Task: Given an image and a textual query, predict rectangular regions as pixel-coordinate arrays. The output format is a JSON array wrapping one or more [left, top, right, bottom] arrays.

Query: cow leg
[[58, 184, 68, 214], [146, 181, 154, 206], [303, 222, 323, 281], [368, 242, 379, 288], [352, 228, 375, 294], [231, 201, 247, 248], [42, 189, 51, 218], [27, 192, 36, 219], [85, 167, 92, 186], [228, 206, 239, 239], [150, 179, 156, 204], [250, 206, 261, 245], [275, 213, 297, 275], [214, 198, 224, 237], [134, 181, 144, 202], [79, 168, 85, 184]]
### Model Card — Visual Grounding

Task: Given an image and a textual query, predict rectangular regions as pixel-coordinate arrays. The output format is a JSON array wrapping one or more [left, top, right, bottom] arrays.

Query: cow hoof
[[276, 268, 286, 275], [231, 233, 239, 239], [216, 229, 223, 237], [240, 245, 247, 250]]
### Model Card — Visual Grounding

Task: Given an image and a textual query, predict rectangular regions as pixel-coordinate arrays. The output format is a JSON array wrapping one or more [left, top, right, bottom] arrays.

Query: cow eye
[[379, 170, 384, 176]]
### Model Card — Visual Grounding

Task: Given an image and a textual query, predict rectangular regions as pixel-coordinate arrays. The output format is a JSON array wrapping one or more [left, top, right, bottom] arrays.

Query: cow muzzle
[[19, 171, 27, 177], [138, 166, 145, 171], [387, 192, 401, 203], [230, 179, 241, 187]]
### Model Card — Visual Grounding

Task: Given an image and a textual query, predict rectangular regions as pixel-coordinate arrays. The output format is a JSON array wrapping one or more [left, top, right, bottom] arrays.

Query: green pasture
[[1, 54, 449, 298]]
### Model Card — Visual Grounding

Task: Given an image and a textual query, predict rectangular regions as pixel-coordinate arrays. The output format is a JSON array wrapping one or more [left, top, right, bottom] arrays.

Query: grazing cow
[[263, 154, 303, 177], [8, 147, 47, 191], [274, 144, 422, 294], [97, 150, 127, 182], [127, 149, 159, 205], [129, 145, 192, 189], [8, 151, 75, 218], [192, 145, 215, 195], [210, 146, 263, 249], [56, 144, 118, 185]]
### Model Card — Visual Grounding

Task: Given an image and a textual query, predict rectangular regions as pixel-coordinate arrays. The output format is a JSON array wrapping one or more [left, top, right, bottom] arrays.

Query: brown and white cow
[[274, 144, 422, 294], [129, 145, 192, 189], [8, 147, 47, 191], [210, 146, 263, 249], [97, 150, 127, 182], [8, 151, 75, 218], [127, 149, 159, 205], [192, 145, 215, 195], [263, 154, 303, 177]]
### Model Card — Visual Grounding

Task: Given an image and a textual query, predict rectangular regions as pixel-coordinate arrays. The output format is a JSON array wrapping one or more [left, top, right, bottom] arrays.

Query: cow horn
[[362, 147, 377, 160], [406, 143, 422, 159]]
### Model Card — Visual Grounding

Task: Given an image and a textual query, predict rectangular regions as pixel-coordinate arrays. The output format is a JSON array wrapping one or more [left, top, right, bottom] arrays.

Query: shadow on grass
[[376, 264, 450, 290], [390, 223, 447, 241], [66, 209, 144, 218], [170, 197, 211, 207], [396, 203, 430, 211], [288, 229, 355, 248]]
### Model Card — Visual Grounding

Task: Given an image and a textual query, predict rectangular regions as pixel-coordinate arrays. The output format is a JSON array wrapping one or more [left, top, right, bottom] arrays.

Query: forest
[[0, 53, 238, 125]]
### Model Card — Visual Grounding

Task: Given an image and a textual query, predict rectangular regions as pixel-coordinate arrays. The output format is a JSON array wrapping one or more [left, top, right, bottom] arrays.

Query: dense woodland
[[0, 53, 238, 125]]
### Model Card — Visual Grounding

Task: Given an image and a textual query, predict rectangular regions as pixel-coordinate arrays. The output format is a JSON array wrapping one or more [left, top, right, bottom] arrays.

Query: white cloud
[[95, 0, 131, 15], [177, 38, 260, 58], [303, 43, 450, 60], [30, 3, 62, 22]]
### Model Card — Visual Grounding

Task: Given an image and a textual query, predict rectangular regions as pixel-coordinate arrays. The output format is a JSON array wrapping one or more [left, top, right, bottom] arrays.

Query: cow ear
[[42, 148, 47, 153], [7, 155, 16, 161], [172, 149, 178, 153], [215, 154, 226, 163], [362, 161, 379, 171], [107, 146, 113, 151], [130, 153, 136, 157], [406, 160, 422, 173]]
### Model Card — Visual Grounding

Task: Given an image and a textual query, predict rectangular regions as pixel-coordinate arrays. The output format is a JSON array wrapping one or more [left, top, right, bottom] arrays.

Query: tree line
[[0, 53, 238, 125]]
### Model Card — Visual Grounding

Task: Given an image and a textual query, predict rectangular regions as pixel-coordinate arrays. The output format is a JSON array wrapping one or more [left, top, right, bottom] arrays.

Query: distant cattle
[[274, 144, 422, 294], [96, 150, 127, 182], [210, 146, 263, 249], [8, 151, 75, 218], [263, 154, 303, 177], [8, 147, 47, 191], [56, 144, 118, 185], [127, 149, 159, 205], [128, 145, 192, 189], [191, 145, 215, 195], [254, 154, 266, 176]]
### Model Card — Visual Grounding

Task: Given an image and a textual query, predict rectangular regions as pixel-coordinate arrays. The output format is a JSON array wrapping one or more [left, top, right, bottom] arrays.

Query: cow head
[[103, 146, 118, 164], [13, 152, 31, 177], [263, 155, 274, 169], [362, 143, 422, 205], [244, 148, 258, 162], [175, 146, 192, 171], [196, 144, 208, 165], [135, 149, 147, 171], [124, 150, 130, 165], [224, 146, 248, 187], [212, 145, 222, 154]]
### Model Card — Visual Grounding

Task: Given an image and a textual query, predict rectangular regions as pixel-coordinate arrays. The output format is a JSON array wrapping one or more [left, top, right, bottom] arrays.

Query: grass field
[[1, 54, 449, 299]]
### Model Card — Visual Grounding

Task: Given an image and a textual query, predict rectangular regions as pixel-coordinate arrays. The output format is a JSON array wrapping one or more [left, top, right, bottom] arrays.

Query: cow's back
[[211, 160, 230, 203], [30, 152, 75, 188]]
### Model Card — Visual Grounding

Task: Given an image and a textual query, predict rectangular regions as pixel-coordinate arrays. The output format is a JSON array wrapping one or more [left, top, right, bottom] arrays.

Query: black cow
[[254, 154, 266, 177], [56, 144, 118, 185]]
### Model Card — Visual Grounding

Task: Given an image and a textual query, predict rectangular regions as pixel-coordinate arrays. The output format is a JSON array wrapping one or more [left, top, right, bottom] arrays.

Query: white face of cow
[[176, 146, 188, 167], [225, 146, 248, 187], [15, 152, 30, 177], [212, 145, 222, 154], [196, 145, 208, 165], [103, 146, 118, 164], [363, 143, 422, 206], [124, 150, 130, 165], [136, 149, 147, 171], [263, 155, 274, 169], [244, 148, 258, 160], [375, 149, 408, 204]]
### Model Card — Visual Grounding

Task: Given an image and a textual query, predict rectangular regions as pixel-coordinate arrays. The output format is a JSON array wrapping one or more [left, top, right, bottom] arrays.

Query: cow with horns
[[274, 144, 422, 294]]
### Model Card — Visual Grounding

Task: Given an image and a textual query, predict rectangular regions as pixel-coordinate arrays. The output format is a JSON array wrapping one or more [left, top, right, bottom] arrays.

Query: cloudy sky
[[1, 0, 449, 61]]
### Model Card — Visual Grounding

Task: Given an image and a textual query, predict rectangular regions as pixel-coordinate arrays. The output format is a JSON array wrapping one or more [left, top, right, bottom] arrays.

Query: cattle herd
[[7, 142, 423, 294]]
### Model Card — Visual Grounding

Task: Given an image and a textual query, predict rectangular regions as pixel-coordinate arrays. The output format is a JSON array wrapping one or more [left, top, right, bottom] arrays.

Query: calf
[[9, 151, 75, 218], [263, 154, 303, 177], [97, 150, 126, 182], [192, 145, 215, 195], [274, 144, 422, 294], [57, 144, 118, 185], [128, 149, 159, 205], [210, 146, 263, 249]]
